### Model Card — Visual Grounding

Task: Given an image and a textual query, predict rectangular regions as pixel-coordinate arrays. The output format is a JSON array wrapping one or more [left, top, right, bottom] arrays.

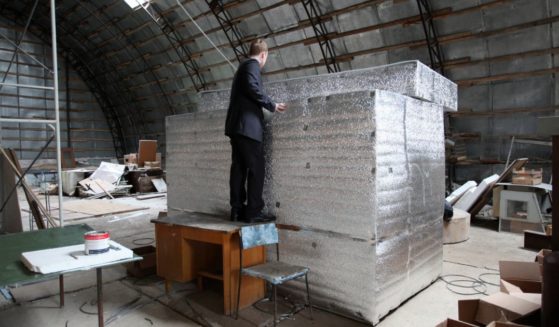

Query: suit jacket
[[225, 58, 275, 142]]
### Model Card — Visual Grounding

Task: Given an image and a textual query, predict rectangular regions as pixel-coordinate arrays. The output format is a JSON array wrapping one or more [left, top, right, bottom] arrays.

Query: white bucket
[[84, 231, 110, 255]]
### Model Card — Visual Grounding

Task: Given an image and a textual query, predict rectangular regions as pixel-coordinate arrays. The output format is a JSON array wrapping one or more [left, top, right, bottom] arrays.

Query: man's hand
[[275, 103, 287, 113]]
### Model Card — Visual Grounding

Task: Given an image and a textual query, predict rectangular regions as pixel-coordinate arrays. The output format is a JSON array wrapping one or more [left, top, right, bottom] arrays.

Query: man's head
[[249, 39, 268, 68]]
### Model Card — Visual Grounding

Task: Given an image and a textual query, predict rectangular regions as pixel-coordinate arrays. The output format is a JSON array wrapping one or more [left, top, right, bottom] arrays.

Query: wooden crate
[[512, 168, 542, 185]]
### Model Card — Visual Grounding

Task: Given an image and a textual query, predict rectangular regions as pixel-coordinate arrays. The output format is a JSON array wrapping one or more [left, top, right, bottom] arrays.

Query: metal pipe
[[0, 118, 57, 124], [0, 129, 55, 213], [97, 268, 104, 327], [65, 57, 71, 147], [51, 0, 64, 227], [0, 82, 54, 90], [175, 0, 236, 70]]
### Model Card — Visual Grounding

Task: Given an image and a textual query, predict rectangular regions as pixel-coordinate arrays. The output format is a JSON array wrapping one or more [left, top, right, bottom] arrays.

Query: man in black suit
[[225, 39, 287, 223]]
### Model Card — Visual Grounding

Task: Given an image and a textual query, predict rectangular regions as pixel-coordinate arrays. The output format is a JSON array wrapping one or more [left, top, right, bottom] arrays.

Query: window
[[123, 0, 150, 10]]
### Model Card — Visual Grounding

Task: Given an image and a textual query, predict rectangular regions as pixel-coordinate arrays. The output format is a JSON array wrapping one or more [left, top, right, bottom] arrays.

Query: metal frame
[[205, 0, 248, 63], [0, 2, 128, 161], [141, 3, 207, 91], [0, 0, 64, 226], [76, 1, 176, 117], [49, 1, 147, 152], [64, 51, 127, 159], [416, 0, 445, 74], [301, 0, 340, 73]]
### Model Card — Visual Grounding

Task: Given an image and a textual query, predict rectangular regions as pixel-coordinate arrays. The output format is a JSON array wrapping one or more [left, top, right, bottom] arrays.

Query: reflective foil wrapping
[[166, 62, 453, 325], [198, 60, 457, 113]]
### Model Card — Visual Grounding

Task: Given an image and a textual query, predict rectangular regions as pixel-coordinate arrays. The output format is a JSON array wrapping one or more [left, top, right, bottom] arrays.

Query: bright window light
[[123, 0, 150, 10]]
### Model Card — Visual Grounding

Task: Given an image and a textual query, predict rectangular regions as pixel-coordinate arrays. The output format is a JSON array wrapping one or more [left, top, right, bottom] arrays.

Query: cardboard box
[[536, 249, 552, 274], [499, 261, 542, 293], [125, 245, 156, 277], [493, 186, 503, 218], [435, 318, 477, 327], [545, 224, 552, 236], [459, 293, 540, 325]]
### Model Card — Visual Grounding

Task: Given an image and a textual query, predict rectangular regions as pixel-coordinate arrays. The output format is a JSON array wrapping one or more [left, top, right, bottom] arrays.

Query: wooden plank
[[198, 270, 223, 281], [136, 193, 166, 200], [138, 140, 157, 167], [445, 47, 559, 70], [457, 67, 559, 87], [62, 199, 147, 216], [468, 158, 528, 217], [3, 148, 49, 229], [61, 148, 76, 169], [450, 106, 559, 118]]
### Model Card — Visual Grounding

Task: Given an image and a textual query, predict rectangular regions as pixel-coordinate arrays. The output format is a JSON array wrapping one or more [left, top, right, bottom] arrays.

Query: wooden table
[[152, 212, 266, 315], [0, 224, 141, 327]]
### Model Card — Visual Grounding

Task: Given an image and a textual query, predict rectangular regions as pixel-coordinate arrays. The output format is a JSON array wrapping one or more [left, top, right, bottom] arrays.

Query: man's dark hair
[[249, 39, 268, 56]]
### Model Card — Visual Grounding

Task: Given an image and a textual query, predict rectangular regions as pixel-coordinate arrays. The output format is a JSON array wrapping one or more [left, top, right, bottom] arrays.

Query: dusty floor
[[0, 193, 538, 327]]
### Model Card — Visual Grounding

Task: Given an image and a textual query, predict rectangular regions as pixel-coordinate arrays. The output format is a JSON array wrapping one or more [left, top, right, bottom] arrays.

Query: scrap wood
[[138, 140, 157, 167], [136, 193, 166, 200], [63, 199, 148, 216], [468, 158, 529, 217], [0, 148, 55, 228], [94, 180, 115, 199], [455, 174, 499, 212], [0, 154, 22, 233], [86, 185, 132, 199], [79, 178, 115, 195], [88, 162, 126, 185]]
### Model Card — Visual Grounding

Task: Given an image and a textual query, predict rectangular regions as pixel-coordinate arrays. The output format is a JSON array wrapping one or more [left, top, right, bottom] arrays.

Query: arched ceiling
[[0, 0, 557, 164]]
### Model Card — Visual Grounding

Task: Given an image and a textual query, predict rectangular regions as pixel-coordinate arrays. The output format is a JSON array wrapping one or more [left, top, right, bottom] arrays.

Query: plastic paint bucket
[[84, 231, 110, 255]]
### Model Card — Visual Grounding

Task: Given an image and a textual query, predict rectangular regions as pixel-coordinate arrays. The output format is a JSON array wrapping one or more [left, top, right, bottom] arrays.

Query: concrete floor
[[0, 194, 538, 327]]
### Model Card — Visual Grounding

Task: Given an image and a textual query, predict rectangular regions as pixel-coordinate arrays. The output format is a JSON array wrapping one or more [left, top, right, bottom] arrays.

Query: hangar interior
[[0, 1, 557, 327]]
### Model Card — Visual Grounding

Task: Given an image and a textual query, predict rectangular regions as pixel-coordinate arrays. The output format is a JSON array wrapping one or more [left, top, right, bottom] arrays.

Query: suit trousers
[[229, 135, 265, 218]]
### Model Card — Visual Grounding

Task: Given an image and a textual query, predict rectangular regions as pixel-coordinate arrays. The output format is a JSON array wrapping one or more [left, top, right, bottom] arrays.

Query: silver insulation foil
[[198, 60, 457, 112], [166, 86, 446, 324]]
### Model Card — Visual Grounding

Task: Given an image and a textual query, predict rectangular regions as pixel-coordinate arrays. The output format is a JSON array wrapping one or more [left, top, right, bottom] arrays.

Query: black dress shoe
[[231, 205, 247, 222], [245, 214, 276, 224]]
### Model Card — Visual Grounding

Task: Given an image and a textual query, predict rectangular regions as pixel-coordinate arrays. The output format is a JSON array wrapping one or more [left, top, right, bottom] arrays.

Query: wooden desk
[[151, 212, 265, 315]]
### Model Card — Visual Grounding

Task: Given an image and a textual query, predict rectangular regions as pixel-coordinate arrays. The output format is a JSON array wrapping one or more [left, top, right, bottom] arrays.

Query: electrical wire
[[439, 270, 501, 296], [251, 293, 307, 322], [175, 0, 237, 71], [79, 299, 98, 315], [104, 295, 144, 325], [478, 272, 501, 287], [439, 275, 488, 296], [132, 237, 154, 246]]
